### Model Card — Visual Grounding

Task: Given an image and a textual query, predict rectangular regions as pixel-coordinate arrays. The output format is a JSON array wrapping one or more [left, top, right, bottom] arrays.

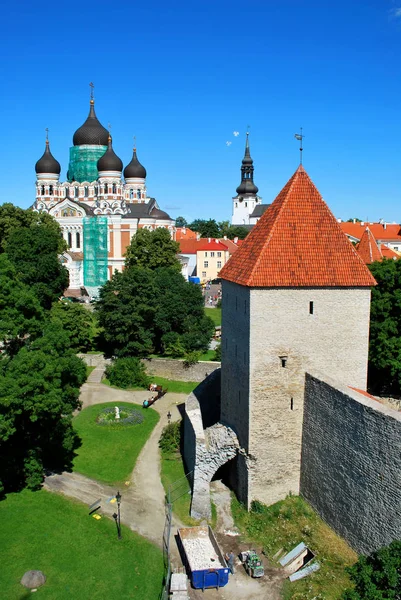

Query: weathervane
[[89, 82, 94, 100], [45, 127, 49, 142], [294, 128, 304, 165]]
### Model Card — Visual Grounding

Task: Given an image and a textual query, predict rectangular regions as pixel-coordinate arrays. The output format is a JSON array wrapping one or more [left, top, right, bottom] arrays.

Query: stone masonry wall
[[78, 354, 220, 382], [247, 287, 372, 508], [301, 373, 401, 554], [220, 280, 251, 505]]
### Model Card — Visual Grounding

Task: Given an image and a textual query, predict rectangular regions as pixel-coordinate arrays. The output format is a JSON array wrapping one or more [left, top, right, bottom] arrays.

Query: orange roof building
[[220, 165, 376, 287], [340, 221, 401, 249], [356, 227, 399, 264]]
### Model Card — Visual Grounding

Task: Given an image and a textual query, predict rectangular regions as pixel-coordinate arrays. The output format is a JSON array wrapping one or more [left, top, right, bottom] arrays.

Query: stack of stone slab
[[169, 573, 189, 600]]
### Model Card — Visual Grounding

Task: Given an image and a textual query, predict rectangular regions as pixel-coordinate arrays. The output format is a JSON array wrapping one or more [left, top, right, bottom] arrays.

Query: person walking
[[225, 551, 235, 575], [167, 411, 172, 424]]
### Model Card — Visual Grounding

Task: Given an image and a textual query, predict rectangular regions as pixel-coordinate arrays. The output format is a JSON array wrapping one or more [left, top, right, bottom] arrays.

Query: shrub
[[105, 357, 150, 389], [159, 421, 181, 454], [183, 351, 200, 368], [213, 343, 221, 361]]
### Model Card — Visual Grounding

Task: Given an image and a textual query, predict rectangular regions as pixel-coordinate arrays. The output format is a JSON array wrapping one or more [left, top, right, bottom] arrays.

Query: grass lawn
[[205, 307, 222, 326], [197, 349, 218, 361], [102, 376, 198, 395], [232, 495, 357, 600], [86, 365, 96, 378], [73, 402, 159, 485], [0, 489, 163, 600], [160, 449, 197, 526]]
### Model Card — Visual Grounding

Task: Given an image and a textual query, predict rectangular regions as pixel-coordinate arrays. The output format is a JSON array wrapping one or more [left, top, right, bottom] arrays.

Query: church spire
[[236, 131, 258, 196]]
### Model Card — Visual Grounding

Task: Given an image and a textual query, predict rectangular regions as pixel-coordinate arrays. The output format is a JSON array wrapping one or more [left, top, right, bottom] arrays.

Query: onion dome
[[236, 179, 259, 195], [97, 136, 123, 173], [35, 140, 61, 175], [73, 99, 109, 146], [124, 147, 147, 179]]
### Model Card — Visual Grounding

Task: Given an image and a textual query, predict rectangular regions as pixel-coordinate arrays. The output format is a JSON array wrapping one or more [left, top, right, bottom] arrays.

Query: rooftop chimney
[[234, 236, 239, 244], [208, 237, 211, 243], [196, 233, 200, 241], [183, 226, 186, 235]]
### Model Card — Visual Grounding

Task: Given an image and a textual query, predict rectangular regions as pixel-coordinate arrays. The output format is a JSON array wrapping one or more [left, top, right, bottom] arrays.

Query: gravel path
[[45, 382, 186, 553]]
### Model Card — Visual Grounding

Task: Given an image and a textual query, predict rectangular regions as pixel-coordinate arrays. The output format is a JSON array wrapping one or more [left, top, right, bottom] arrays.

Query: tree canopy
[[0, 203, 65, 254], [97, 266, 214, 358], [368, 259, 401, 396], [50, 302, 98, 352], [188, 218, 248, 240], [175, 216, 188, 228], [343, 540, 401, 599], [125, 227, 181, 271]]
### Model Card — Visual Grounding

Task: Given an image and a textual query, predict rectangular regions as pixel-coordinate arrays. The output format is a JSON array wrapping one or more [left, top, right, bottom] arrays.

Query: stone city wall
[[78, 354, 220, 382], [301, 372, 401, 555]]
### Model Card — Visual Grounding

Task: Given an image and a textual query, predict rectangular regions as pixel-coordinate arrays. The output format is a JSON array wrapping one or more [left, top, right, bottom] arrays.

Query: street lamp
[[113, 491, 122, 540]]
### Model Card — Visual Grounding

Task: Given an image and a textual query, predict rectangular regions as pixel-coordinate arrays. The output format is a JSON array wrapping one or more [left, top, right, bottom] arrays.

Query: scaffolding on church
[[68, 145, 107, 182], [83, 217, 108, 287]]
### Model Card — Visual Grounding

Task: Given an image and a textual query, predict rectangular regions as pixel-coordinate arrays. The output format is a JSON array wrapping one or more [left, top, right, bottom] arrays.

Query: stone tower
[[219, 165, 376, 508]]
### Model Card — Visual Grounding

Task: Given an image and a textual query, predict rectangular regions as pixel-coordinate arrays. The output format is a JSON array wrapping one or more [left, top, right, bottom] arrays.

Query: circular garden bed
[[96, 406, 144, 426]]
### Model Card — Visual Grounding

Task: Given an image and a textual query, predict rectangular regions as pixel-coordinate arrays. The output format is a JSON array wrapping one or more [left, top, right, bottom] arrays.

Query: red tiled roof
[[340, 222, 401, 241], [175, 227, 198, 240], [220, 166, 376, 287], [178, 238, 229, 254], [356, 228, 383, 264], [381, 246, 399, 259]]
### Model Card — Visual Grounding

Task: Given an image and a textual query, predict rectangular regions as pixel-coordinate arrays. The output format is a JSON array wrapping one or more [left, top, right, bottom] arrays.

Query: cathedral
[[33, 93, 174, 292]]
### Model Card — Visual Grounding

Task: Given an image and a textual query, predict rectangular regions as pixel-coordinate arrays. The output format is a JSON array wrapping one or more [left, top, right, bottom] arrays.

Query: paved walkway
[[45, 382, 186, 553]]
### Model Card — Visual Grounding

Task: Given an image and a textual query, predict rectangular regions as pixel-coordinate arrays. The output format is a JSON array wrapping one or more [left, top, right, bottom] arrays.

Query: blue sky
[[1, 0, 401, 223]]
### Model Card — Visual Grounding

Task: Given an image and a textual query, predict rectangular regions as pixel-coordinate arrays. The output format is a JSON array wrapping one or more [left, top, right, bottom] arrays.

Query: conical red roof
[[356, 228, 383, 264], [220, 165, 376, 287]]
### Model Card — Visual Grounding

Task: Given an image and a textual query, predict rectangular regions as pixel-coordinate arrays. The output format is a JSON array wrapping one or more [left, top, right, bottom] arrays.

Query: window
[[75, 187, 79, 198], [67, 232, 72, 248], [217, 252, 221, 257], [204, 252, 208, 257], [210, 252, 215, 257], [76, 232, 80, 248], [309, 301, 314, 315], [202, 271, 207, 277], [40, 185, 45, 195], [129, 189, 134, 199], [217, 261, 222, 268], [235, 203, 238, 208], [394, 247, 399, 251], [245, 202, 248, 207], [94, 186, 99, 196], [49, 185, 53, 195], [204, 261, 208, 268], [137, 189, 141, 199], [280, 356, 288, 368], [290, 397, 294, 410], [84, 186, 89, 197], [112, 183, 117, 194]]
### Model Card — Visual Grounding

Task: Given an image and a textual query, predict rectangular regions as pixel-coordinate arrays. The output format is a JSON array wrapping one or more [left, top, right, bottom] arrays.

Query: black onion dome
[[97, 137, 123, 172], [35, 141, 61, 174], [236, 180, 259, 195], [73, 100, 109, 146], [124, 148, 147, 179]]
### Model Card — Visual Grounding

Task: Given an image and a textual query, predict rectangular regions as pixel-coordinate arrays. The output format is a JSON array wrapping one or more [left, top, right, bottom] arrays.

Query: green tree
[[6, 224, 69, 309], [189, 219, 220, 238], [0, 203, 65, 254], [50, 302, 98, 352], [346, 217, 362, 223], [368, 259, 401, 395], [0, 255, 44, 356], [125, 228, 181, 271], [226, 225, 249, 240], [105, 357, 150, 389], [0, 324, 86, 494], [97, 268, 157, 357], [175, 216, 188, 228], [343, 540, 401, 599]]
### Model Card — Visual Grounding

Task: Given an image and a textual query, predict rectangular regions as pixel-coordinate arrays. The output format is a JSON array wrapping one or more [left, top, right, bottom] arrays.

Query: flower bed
[[96, 406, 144, 426]]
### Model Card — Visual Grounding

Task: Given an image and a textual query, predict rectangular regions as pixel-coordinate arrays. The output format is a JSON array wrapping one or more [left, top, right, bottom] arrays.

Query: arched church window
[[84, 186, 89, 197], [41, 185, 45, 195], [129, 189, 134, 199], [49, 185, 53, 195], [75, 187, 79, 198], [94, 186, 99, 196], [112, 183, 117, 194], [67, 232, 72, 248], [137, 189, 141, 199], [76, 232, 80, 248]]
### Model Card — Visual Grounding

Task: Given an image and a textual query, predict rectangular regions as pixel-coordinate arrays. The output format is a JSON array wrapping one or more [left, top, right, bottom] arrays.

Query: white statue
[[115, 406, 120, 420]]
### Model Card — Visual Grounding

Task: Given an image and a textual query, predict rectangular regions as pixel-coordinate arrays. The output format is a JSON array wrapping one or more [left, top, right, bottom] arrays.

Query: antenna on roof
[[294, 128, 304, 165]]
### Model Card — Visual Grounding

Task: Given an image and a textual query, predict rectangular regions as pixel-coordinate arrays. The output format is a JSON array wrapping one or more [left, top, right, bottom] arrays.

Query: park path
[[45, 382, 186, 553]]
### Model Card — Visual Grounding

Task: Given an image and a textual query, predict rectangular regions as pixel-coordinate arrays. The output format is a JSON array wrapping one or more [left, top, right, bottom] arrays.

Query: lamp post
[[112, 491, 122, 540]]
